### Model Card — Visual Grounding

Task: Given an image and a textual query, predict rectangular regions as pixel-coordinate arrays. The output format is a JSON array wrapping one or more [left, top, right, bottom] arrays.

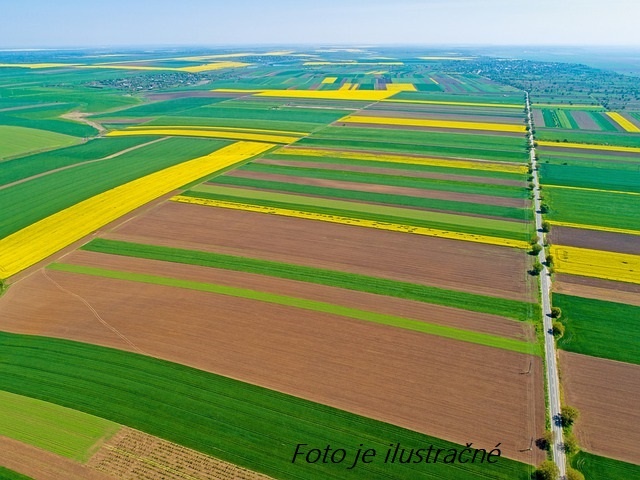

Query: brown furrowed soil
[[0, 269, 544, 464], [550, 226, 640, 255], [58, 250, 535, 341], [0, 437, 114, 480], [222, 169, 528, 208], [560, 351, 640, 463], [571, 111, 600, 131], [554, 274, 640, 307], [256, 158, 525, 186], [87, 427, 273, 480], [104, 202, 536, 302]]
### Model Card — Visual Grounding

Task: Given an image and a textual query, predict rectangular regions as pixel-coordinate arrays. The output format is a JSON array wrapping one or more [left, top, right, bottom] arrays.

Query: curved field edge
[[571, 451, 640, 480], [0, 390, 119, 461], [0, 466, 32, 480], [0, 332, 532, 480], [48, 263, 536, 355], [81, 238, 539, 322]]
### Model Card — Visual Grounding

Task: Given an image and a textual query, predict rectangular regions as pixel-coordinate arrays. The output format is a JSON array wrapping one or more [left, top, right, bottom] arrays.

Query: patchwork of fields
[[0, 47, 637, 480]]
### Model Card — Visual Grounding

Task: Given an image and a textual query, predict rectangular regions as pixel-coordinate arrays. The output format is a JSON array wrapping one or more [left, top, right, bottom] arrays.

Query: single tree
[[541, 220, 551, 233], [535, 460, 559, 480], [566, 467, 585, 480], [550, 307, 562, 318], [540, 203, 550, 214], [552, 321, 565, 337], [530, 244, 543, 256], [561, 405, 580, 427], [531, 261, 543, 276], [563, 433, 579, 454]]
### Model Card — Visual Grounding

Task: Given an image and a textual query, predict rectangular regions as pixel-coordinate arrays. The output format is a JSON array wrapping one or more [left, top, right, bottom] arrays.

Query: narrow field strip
[[605, 112, 640, 133], [381, 99, 522, 109], [213, 88, 397, 101], [49, 263, 536, 355], [172, 195, 530, 248], [125, 124, 308, 136], [0, 390, 119, 461], [551, 245, 640, 285], [0, 141, 273, 279], [340, 114, 527, 133], [0, 332, 532, 480], [107, 128, 298, 144], [277, 147, 527, 174], [82, 238, 538, 321], [543, 184, 640, 196], [547, 220, 640, 236], [538, 140, 640, 153]]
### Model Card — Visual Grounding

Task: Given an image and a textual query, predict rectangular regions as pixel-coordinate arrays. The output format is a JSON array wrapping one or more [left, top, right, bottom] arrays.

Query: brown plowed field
[[222, 169, 527, 208], [560, 351, 640, 463], [59, 250, 534, 341], [256, 158, 525, 186], [554, 274, 640, 306], [0, 437, 114, 480], [0, 270, 545, 464], [550, 226, 640, 255], [571, 111, 600, 130], [103, 201, 536, 302]]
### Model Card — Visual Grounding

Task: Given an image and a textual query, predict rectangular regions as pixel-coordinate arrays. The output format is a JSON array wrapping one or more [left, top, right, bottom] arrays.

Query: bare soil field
[[0, 269, 545, 464], [571, 111, 600, 130], [550, 226, 640, 255], [59, 250, 534, 341], [554, 274, 640, 307], [88, 427, 272, 480], [103, 201, 536, 302], [560, 351, 640, 463], [256, 158, 525, 187], [0, 437, 114, 480], [222, 170, 528, 208]]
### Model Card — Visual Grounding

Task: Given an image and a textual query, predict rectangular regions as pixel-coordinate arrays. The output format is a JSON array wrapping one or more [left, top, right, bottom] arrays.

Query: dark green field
[[571, 451, 640, 480]]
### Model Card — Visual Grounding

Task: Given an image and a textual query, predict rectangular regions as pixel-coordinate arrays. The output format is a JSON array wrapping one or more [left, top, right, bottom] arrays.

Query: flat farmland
[[560, 351, 640, 464], [101, 201, 536, 302], [0, 268, 544, 465]]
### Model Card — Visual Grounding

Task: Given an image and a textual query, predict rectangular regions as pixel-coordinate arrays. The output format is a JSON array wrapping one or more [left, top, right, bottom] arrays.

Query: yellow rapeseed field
[[537, 140, 640, 153], [0, 142, 274, 280], [277, 147, 526, 173], [211, 88, 398, 101], [0, 63, 80, 69], [385, 83, 417, 92], [303, 61, 404, 66], [107, 127, 299, 144], [171, 196, 529, 249], [547, 220, 640, 236], [179, 61, 250, 73], [365, 70, 388, 75], [551, 245, 640, 284], [605, 112, 640, 133], [340, 114, 527, 133], [321, 77, 338, 84]]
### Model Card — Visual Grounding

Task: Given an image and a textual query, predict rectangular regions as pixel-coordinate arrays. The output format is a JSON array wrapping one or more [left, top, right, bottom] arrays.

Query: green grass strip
[[0, 390, 119, 461], [0, 467, 33, 480], [82, 238, 538, 322], [49, 263, 536, 355], [0, 331, 531, 480], [184, 187, 531, 240], [238, 162, 528, 198], [209, 176, 528, 221], [571, 451, 640, 480]]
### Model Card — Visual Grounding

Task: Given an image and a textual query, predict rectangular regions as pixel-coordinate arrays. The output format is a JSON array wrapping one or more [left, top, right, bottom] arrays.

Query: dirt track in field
[[554, 274, 640, 306], [560, 351, 640, 464], [0, 437, 114, 480], [221, 170, 527, 208], [0, 269, 544, 464], [256, 158, 525, 186], [58, 250, 534, 341], [103, 202, 536, 302], [550, 226, 640, 255]]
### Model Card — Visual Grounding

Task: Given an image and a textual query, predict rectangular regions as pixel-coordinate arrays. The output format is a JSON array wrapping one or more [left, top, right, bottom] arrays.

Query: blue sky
[[1, 0, 639, 48]]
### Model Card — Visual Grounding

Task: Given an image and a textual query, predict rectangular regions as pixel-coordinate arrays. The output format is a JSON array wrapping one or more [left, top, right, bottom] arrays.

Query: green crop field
[[82, 238, 538, 321], [0, 390, 119, 461], [185, 186, 532, 240], [0, 137, 229, 238], [209, 175, 529, 220], [0, 331, 532, 480], [0, 136, 156, 186], [537, 129, 640, 147], [539, 164, 640, 193], [0, 467, 32, 480], [91, 96, 228, 118], [237, 163, 528, 198], [50, 262, 535, 354], [571, 451, 640, 480], [545, 187, 639, 230], [0, 125, 80, 160], [555, 294, 640, 364]]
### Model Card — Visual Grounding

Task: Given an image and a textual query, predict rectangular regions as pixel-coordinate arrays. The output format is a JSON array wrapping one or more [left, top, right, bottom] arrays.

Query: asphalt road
[[526, 93, 567, 479]]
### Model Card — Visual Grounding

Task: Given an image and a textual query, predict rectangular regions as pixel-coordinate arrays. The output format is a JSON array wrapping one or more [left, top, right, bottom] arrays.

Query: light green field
[[0, 389, 119, 461], [0, 125, 80, 160]]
